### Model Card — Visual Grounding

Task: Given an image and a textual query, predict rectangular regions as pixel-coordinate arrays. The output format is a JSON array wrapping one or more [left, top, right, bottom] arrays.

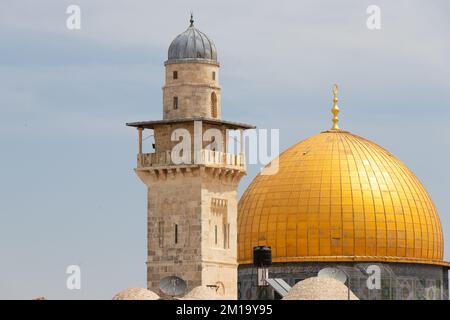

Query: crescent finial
[[331, 84, 340, 130]]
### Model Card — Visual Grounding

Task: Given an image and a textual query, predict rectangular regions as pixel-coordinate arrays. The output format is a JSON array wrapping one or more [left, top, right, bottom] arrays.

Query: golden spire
[[331, 84, 340, 130]]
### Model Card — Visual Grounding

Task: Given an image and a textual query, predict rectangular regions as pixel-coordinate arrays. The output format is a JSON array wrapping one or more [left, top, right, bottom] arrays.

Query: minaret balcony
[[137, 149, 245, 171]]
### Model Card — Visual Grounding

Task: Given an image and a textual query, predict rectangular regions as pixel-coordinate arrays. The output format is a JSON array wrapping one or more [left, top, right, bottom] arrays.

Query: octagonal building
[[237, 87, 449, 300]]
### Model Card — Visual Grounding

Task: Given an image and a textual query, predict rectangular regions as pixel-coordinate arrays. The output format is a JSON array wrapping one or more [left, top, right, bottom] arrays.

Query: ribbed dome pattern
[[167, 19, 217, 62], [238, 130, 445, 266]]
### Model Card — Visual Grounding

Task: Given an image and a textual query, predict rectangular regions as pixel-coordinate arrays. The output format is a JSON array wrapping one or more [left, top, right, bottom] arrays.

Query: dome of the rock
[[238, 129, 444, 265], [237, 86, 449, 300]]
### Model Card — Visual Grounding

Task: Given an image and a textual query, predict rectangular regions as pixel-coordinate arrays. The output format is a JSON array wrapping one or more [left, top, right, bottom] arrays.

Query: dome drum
[[238, 262, 449, 300], [164, 58, 219, 67]]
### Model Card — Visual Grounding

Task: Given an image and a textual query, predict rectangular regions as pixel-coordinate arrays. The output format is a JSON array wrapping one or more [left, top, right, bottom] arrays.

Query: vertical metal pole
[[240, 129, 244, 155], [240, 129, 245, 168], [138, 127, 143, 165], [138, 128, 143, 154], [348, 278, 350, 300]]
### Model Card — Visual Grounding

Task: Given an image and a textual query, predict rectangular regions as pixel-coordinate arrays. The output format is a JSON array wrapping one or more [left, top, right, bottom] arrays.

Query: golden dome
[[238, 130, 446, 266]]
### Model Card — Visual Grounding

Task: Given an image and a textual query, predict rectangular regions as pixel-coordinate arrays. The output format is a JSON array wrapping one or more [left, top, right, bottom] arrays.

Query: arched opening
[[211, 92, 217, 118]]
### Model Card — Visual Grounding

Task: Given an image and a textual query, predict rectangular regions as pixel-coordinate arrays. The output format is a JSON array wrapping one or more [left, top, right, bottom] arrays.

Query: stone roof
[[112, 288, 160, 300], [177, 286, 225, 300], [282, 277, 359, 300]]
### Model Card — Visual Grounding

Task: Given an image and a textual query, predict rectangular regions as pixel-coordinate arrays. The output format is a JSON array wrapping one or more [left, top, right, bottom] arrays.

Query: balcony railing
[[137, 149, 245, 170]]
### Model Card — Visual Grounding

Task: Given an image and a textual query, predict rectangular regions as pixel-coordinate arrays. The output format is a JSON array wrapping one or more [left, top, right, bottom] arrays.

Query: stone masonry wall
[[142, 167, 243, 299], [163, 62, 221, 120], [146, 173, 203, 294]]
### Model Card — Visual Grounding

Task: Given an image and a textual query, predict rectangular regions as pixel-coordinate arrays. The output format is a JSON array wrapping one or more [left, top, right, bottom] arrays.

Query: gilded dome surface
[[167, 16, 217, 63], [238, 130, 445, 266]]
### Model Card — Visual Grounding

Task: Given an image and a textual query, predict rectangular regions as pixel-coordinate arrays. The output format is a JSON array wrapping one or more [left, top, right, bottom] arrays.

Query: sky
[[0, 0, 449, 299]]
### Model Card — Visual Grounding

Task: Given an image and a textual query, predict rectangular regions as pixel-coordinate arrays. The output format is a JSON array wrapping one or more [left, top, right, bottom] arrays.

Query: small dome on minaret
[[167, 14, 217, 63]]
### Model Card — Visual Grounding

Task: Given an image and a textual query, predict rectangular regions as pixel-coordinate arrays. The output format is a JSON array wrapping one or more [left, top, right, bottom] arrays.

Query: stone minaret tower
[[127, 16, 254, 299]]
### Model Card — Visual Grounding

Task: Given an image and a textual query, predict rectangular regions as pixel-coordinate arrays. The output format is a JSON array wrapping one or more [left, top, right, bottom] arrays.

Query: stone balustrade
[[137, 149, 245, 170]]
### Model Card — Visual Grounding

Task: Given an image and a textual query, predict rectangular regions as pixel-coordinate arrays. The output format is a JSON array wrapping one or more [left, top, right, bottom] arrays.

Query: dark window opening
[[210, 136, 216, 152], [173, 71, 178, 79], [175, 224, 178, 244], [212, 71, 216, 80], [173, 96, 178, 109]]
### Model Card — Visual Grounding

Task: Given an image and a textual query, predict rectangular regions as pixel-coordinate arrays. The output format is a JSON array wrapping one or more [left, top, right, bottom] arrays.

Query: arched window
[[211, 92, 217, 118]]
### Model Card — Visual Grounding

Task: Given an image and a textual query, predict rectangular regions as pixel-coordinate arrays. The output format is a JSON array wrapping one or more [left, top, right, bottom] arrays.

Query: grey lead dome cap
[[167, 15, 217, 63]]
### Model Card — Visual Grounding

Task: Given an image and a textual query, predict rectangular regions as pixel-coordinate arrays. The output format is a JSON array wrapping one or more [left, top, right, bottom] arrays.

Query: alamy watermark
[[367, 5, 381, 30], [366, 264, 381, 290], [66, 265, 81, 290], [143, 121, 280, 175], [66, 5, 81, 30]]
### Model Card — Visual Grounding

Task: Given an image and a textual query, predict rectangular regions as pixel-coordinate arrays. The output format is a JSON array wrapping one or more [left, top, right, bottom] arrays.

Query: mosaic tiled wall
[[238, 262, 449, 300]]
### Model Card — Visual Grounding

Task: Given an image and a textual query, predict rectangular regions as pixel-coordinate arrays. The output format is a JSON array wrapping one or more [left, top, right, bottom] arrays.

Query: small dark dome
[[167, 16, 217, 63]]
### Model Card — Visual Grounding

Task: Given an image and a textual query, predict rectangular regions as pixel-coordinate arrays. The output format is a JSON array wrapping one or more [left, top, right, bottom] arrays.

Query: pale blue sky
[[0, 0, 449, 299]]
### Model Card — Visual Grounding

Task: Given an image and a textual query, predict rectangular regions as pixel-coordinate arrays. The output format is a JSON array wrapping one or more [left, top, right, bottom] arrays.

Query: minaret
[[127, 16, 254, 299]]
